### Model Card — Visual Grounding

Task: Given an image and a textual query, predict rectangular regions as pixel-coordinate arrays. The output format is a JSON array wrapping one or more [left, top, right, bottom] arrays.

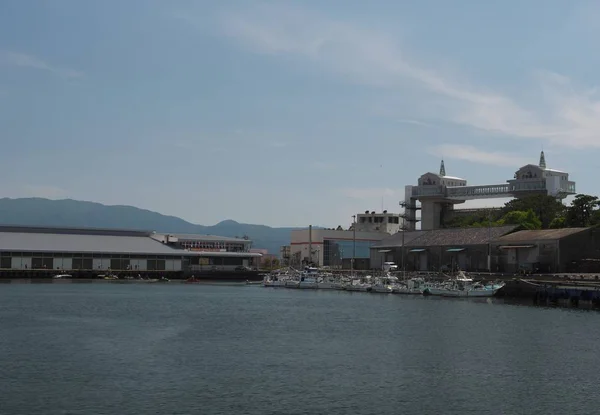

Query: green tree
[[548, 216, 566, 229], [565, 194, 600, 227], [498, 209, 542, 230], [502, 195, 565, 229]]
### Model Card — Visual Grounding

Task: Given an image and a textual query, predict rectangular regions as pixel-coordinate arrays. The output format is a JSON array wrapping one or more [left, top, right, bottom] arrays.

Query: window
[[110, 258, 130, 270], [73, 258, 93, 269], [322, 239, 378, 266], [32, 257, 53, 269], [223, 257, 243, 266], [1, 257, 11, 268]]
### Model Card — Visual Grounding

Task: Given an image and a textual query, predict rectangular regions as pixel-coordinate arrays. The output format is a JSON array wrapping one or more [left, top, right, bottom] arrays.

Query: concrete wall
[[420, 201, 444, 231]]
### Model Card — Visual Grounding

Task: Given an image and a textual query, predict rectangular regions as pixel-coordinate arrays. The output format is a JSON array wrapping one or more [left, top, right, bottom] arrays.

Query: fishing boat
[[424, 271, 504, 297], [371, 274, 398, 293], [316, 273, 338, 289], [345, 276, 372, 292], [298, 267, 320, 289], [394, 277, 429, 295]]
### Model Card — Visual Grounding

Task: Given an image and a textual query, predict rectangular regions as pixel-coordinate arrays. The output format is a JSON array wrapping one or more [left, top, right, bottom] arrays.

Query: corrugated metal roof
[[153, 233, 249, 242], [372, 226, 517, 248], [492, 227, 590, 242], [407, 226, 517, 247], [371, 231, 428, 248], [0, 231, 185, 255], [0, 225, 152, 237], [185, 251, 262, 257]]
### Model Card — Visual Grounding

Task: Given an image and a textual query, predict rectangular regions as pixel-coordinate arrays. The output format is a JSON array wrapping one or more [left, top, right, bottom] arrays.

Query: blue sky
[[1, 0, 599, 227]]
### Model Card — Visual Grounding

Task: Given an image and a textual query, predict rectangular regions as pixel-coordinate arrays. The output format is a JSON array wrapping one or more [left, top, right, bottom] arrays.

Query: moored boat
[[424, 271, 504, 297]]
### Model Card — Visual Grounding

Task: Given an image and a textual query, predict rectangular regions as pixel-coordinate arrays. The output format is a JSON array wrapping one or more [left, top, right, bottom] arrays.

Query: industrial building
[[371, 226, 517, 272], [290, 210, 401, 269], [0, 225, 261, 278], [491, 227, 598, 273], [371, 226, 599, 273]]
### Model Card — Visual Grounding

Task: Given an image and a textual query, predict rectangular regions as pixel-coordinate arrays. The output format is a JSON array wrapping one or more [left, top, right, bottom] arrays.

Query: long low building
[[371, 226, 599, 273], [491, 227, 596, 273], [0, 225, 262, 278], [371, 226, 517, 272]]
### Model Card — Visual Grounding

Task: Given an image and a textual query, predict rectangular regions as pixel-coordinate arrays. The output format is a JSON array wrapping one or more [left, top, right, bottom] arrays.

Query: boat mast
[[308, 224, 312, 267], [402, 222, 405, 279], [351, 215, 356, 274], [487, 210, 492, 273]]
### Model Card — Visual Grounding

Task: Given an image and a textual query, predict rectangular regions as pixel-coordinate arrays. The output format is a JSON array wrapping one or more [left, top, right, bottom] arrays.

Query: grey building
[[0, 225, 261, 274], [491, 227, 597, 273], [371, 226, 517, 272]]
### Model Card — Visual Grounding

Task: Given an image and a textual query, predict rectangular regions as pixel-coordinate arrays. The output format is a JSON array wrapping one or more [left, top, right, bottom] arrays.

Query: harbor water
[[1, 284, 599, 414]]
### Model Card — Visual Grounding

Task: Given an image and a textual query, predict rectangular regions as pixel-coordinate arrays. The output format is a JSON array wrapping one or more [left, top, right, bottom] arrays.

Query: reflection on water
[[1, 284, 599, 414]]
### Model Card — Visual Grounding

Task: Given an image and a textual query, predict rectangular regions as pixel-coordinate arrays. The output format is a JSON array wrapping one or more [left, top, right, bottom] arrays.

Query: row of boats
[[262, 267, 505, 297]]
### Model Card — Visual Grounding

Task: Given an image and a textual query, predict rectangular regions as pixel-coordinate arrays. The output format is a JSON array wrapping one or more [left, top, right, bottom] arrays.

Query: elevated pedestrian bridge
[[411, 180, 576, 201]]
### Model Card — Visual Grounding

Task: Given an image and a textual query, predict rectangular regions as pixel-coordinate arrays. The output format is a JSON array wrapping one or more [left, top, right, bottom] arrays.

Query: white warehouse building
[[0, 225, 261, 276]]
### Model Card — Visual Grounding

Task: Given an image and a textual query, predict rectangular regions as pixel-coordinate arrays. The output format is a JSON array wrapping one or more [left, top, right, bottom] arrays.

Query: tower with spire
[[539, 151, 546, 169], [439, 159, 446, 176]]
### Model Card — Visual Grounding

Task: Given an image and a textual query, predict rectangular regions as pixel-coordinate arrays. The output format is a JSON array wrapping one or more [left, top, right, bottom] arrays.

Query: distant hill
[[0, 198, 309, 254]]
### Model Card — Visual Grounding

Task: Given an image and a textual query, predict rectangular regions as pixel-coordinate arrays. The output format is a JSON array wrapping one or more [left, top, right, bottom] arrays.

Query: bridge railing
[[411, 185, 444, 197], [447, 184, 510, 198], [509, 180, 546, 193]]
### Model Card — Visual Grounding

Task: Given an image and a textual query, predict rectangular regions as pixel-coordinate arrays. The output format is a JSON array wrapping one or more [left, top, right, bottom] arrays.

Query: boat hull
[[426, 287, 501, 297], [185, 270, 263, 281]]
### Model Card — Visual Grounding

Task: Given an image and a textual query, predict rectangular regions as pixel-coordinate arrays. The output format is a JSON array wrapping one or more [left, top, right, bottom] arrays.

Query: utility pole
[[402, 220, 406, 279], [487, 209, 492, 272], [352, 215, 356, 274]]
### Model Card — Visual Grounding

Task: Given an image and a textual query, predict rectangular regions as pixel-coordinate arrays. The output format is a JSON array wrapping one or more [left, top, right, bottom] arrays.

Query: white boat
[[263, 268, 297, 287], [345, 276, 372, 292], [394, 277, 429, 295], [284, 279, 300, 288], [371, 274, 397, 293], [425, 271, 504, 297], [298, 267, 320, 289], [52, 274, 72, 279], [316, 273, 337, 289]]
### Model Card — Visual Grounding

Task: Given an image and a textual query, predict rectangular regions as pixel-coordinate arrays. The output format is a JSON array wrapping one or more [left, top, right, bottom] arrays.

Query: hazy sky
[[1, 0, 599, 227]]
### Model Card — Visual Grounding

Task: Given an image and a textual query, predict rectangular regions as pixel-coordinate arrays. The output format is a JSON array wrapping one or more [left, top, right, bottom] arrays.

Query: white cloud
[[427, 144, 530, 168], [214, 4, 600, 149], [396, 118, 431, 127], [0, 51, 83, 79]]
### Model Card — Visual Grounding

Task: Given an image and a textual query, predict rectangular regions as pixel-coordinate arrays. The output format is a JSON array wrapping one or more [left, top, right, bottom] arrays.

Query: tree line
[[444, 194, 600, 230]]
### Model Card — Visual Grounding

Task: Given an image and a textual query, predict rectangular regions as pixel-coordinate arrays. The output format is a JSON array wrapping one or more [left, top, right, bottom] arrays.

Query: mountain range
[[0, 198, 308, 254]]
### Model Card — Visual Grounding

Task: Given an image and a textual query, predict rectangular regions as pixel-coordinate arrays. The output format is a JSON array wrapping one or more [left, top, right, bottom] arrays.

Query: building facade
[[0, 225, 261, 276], [354, 210, 403, 234], [370, 226, 517, 272], [290, 226, 391, 269]]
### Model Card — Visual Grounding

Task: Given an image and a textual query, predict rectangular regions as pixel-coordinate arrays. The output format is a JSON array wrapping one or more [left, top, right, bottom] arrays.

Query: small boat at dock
[[424, 271, 504, 297]]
